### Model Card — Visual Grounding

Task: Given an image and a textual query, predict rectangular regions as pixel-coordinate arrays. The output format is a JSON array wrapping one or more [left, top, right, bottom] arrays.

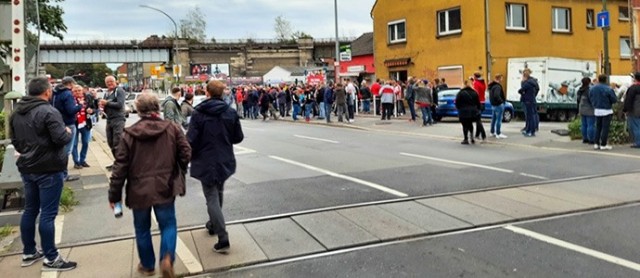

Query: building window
[[620, 37, 632, 59], [552, 7, 571, 33], [438, 7, 462, 36], [506, 3, 527, 30], [619, 6, 630, 21], [586, 9, 595, 29], [388, 20, 406, 43]]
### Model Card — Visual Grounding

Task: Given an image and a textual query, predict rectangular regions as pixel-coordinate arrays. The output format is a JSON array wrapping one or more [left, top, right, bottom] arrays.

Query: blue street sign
[[597, 11, 610, 28]]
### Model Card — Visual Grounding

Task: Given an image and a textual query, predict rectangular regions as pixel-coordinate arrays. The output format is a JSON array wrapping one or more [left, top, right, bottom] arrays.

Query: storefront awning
[[384, 58, 411, 67]]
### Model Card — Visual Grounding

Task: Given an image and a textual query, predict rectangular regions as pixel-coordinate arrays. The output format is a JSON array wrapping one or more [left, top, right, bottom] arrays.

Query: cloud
[[41, 0, 376, 41]]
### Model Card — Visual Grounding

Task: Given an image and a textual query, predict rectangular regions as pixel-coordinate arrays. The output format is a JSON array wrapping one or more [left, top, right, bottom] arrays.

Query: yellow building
[[372, 0, 632, 87]]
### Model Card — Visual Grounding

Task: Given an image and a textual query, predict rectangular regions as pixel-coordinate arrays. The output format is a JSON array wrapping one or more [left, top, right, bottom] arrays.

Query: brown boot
[[137, 264, 155, 276], [160, 254, 175, 278]]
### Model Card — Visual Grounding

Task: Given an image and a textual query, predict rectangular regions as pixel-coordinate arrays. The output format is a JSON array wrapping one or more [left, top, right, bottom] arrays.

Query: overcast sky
[[42, 0, 377, 41]]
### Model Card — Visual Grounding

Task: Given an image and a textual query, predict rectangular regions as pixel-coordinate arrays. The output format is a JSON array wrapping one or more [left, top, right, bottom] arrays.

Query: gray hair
[[27, 77, 51, 96], [135, 93, 160, 115]]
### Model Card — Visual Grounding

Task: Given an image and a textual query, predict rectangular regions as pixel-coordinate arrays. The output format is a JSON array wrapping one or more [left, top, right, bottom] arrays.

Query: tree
[[177, 6, 206, 43], [44, 63, 113, 87], [274, 15, 293, 42]]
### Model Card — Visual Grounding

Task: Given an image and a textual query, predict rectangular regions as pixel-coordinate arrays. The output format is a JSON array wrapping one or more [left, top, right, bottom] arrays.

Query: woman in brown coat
[[108, 93, 191, 277]]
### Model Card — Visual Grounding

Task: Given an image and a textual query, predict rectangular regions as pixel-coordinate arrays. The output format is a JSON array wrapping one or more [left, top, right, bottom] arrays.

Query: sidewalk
[[1, 170, 639, 277]]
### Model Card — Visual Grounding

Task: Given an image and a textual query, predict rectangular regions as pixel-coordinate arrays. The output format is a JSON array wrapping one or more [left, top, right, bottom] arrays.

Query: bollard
[[3, 91, 22, 139]]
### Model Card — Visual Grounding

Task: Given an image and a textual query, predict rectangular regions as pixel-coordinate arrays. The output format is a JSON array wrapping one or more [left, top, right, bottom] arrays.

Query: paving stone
[[455, 191, 553, 219], [555, 179, 640, 202], [490, 188, 590, 213], [378, 201, 472, 233], [245, 218, 324, 260], [521, 185, 620, 207], [0, 254, 43, 278], [417, 196, 514, 226], [176, 231, 203, 275], [192, 225, 267, 271], [128, 235, 189, 277], [61, 240, 133, 278], [336, 206, 425, 240], [292, 211, 379, 250]]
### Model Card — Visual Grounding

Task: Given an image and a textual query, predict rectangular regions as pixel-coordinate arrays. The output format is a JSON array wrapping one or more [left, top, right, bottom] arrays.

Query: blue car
[[434, 88, 514, 122]]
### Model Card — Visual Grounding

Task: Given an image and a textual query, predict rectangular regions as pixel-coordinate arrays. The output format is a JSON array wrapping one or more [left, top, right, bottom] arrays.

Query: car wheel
[[556, 110, 568, 122], [125, 112, 129, 118], [434, 115, 443, 122], [502, 110, 513, 123]]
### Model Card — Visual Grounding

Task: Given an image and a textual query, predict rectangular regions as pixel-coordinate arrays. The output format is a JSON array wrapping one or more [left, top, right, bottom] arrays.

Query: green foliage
[[568, 118, 582, 140], [44, 63, 113, 87], [59, 186, 79, 212], [567, 116, 631, 144], [0, 224, 13, 240], [25, 0, 68, 40]]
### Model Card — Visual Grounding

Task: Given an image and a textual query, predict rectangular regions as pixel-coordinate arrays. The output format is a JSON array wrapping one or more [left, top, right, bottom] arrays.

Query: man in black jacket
[[187, 80, 244, 253], [10, 77, 78, 271], [489, 74, 508, 139]]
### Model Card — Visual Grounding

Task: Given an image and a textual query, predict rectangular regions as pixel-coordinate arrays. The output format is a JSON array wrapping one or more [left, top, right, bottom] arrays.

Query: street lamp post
[[139, 4, 180, 83], [602, 0, 611, 81], [334, 0, 340, 83]]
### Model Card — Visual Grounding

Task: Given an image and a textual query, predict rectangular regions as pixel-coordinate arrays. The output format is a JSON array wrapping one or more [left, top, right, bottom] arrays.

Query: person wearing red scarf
[[71, 85, 94, 169]]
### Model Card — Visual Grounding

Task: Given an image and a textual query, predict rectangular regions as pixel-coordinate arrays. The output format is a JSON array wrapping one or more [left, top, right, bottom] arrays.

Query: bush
[[568, 118, 582, 140], [60, 186, 79, 212], [567, 117, 630, 144]]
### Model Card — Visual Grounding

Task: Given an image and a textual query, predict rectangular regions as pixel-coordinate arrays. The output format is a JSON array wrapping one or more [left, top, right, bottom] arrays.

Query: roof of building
[[350, 32, 374, 57]]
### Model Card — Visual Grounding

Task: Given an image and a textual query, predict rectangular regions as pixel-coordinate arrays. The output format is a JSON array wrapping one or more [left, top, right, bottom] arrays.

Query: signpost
[[11, 0, 25, 95], [598, 1, 611, 79], [339, 44, 352, 62]]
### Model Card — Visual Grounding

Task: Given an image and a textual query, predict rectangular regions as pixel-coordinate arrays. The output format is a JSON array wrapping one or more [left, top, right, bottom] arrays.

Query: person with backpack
[[163, 88, 185, 127]]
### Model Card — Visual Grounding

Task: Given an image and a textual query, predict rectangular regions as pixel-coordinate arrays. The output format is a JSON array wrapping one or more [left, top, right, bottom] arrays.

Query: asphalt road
[[209, 204, 640, 278], [64, 116, 640, 245]]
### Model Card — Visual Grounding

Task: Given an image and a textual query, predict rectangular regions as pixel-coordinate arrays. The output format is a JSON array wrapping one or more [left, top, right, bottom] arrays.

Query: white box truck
[[506, 57, 597, 122]]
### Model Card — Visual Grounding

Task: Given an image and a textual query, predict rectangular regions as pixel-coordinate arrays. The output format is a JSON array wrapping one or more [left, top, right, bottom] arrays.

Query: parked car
[[434, 88, 514, 122], [125, 92, 143, 113]]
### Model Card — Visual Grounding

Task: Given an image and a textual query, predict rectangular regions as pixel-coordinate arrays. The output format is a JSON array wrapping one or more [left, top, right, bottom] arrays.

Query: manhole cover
[[551, 129, 570, 136]]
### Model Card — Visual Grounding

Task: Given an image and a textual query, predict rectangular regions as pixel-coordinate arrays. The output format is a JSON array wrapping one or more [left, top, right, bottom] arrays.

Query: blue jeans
[[363, 100, 371, 113], [293, 104, 301, 120], [524, 102, 537, 135], [629, 116, 640, 146], [133, 202, 177, 270], [581, 115, 596, 143], [325, 103, 332, 122], [420, 107, 432, 125], [20, 172, 64, 261], [406, 98, 416, 120], [491, 104, 505, 135], [72, 127, 91, 165], [305, 103, 313, 120], [318, 102, 326, 119], [63, 125, 77, 178]]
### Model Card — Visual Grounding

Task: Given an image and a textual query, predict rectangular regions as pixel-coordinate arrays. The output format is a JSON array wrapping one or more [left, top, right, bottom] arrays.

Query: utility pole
[[602, 0, 611, 80], [334, 0, 340, 83]]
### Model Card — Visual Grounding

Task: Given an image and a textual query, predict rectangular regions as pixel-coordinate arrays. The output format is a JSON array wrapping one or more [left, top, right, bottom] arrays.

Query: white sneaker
[[497, 134, 508, 139], [491, 133, 496, 137], [600, 145, 613, 150], [593, 144, 600, 150]]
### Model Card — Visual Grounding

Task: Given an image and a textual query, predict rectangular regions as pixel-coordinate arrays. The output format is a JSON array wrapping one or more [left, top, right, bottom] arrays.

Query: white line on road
[[505, 225, 640, 272], [234, 146, 257, 155], [41, 271, 58, 278], [269, 155, 408, 197], [294, 135, 340, 144], [519, 173, 548, 180], [400, 153, 515, 174], [151, 214, 204, 274], [83, 183, 110, 190]]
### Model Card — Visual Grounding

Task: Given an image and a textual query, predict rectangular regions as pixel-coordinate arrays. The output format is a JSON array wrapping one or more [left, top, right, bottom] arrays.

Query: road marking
[[294, 135, 340, 144], [505, 225, 640, 272], [269, 155, 408, 197], [151, 214, 204, 273], [234, 145, 257, 155], [519, 173, 548, 180], [400, 153, 514, 174], [55, 215, 64, 245]]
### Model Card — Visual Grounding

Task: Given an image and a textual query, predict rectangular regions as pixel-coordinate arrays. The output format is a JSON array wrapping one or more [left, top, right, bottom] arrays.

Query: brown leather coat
[[108, 116, 192, 209]]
